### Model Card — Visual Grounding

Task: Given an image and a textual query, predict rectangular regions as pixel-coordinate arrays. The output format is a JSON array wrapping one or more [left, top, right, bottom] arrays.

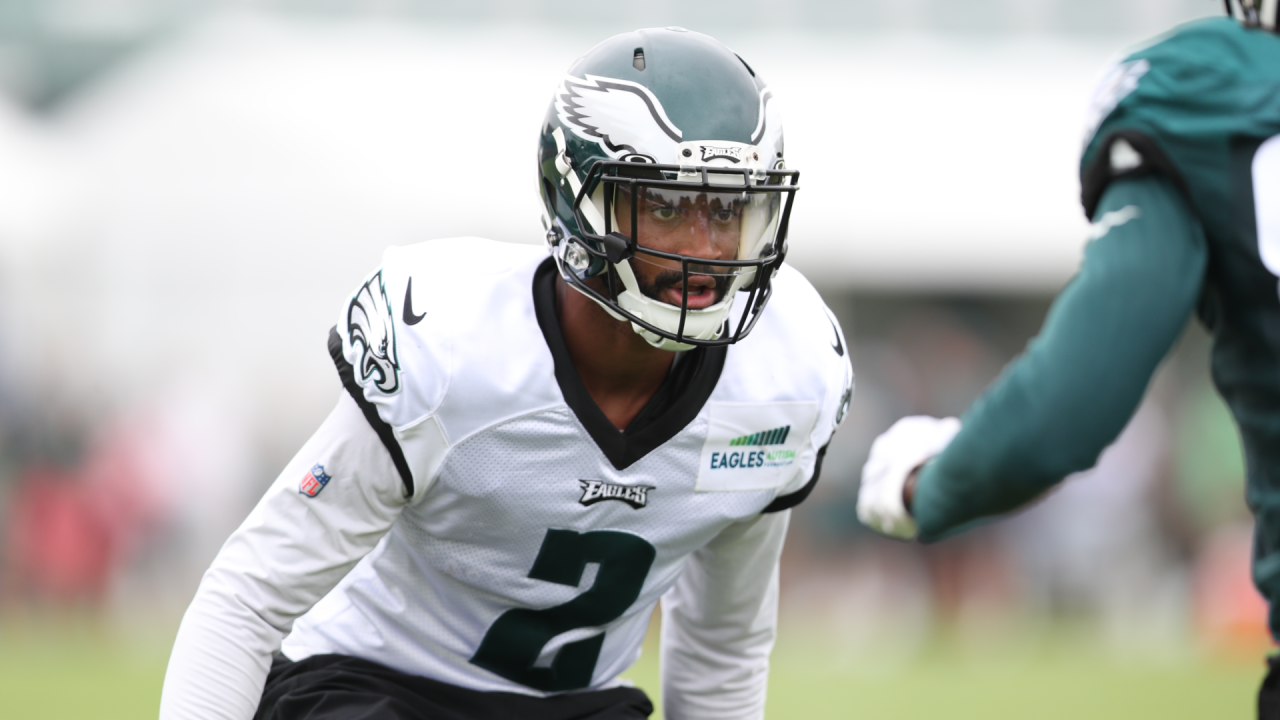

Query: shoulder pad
[[332, 238, 548, 496], [1078, 19, 1253, 218]]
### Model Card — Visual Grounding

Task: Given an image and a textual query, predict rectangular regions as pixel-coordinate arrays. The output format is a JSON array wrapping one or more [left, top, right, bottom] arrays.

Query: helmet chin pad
[[558, 252, 737, 351], [613, 257, 737, 347], [632, 324, 698, 352]]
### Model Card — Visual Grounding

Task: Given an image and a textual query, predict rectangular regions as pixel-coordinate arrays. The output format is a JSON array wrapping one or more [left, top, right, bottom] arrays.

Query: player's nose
[[676, 212, 734, 261]]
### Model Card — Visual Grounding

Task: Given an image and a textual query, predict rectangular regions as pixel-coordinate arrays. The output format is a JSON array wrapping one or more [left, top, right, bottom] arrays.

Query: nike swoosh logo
[[403, 277, 426, 325], [828, 314, 844, 357], [1088, 205, 1141, 241]]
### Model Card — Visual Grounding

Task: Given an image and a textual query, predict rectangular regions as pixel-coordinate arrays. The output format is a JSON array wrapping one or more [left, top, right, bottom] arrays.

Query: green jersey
[[1082, 18, 1280, 510], [912, 18, 1280, 632], [1086, 19, 1280, 621]]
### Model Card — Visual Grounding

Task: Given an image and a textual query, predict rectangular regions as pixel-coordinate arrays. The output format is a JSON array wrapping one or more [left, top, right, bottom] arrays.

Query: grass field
[[0, 614, 174, 720], [0, 614, 1263, 719], [622, 623, 1265, 720]]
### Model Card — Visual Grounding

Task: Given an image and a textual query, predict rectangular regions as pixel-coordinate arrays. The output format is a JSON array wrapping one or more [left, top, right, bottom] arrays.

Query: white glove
[[858, 415, 961, 540]]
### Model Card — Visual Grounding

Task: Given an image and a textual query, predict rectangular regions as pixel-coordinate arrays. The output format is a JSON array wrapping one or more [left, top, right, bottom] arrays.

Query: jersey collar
[[533, 258, 726, 470]]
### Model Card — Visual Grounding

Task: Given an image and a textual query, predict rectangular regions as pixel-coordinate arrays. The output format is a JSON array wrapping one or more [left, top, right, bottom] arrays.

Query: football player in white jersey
[[160, 27, 852, 720]]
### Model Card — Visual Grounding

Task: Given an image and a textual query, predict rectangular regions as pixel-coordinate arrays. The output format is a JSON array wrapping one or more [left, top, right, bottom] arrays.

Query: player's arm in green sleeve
[[910, 173, 1208, 542]]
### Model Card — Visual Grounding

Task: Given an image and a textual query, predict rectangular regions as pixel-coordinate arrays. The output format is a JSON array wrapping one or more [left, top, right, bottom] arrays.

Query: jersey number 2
[[470, 529, 656, 691]]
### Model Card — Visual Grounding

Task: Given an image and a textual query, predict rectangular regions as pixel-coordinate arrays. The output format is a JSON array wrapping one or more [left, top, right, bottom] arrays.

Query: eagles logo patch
[[578, 480, 653, 509], [347, 269, 400, 395]]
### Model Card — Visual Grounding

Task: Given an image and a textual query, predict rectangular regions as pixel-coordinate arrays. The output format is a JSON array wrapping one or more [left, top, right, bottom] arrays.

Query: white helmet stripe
[[749, 88, 773, 146]]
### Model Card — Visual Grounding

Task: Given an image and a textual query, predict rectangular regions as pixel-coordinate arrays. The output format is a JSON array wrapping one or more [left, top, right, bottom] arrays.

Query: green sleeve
[[912, 174, 1207, 542]]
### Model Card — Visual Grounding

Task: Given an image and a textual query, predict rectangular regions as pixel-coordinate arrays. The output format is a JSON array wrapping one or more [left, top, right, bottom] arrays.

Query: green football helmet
[[537, 27, 800, 351], [1226, 0, 1279, 30]]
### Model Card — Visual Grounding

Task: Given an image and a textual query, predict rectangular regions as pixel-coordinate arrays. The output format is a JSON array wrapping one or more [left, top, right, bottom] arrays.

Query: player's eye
[[649, 204, 680, 221], [709, 203, 741, 224]]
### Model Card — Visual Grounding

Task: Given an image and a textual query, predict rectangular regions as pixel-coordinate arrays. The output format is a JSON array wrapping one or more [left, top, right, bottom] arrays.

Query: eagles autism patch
[[696, 402, 818, 492]]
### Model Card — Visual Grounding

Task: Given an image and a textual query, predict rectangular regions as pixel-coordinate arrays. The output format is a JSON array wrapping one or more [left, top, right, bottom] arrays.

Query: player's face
[[613, 185, 743, 310]]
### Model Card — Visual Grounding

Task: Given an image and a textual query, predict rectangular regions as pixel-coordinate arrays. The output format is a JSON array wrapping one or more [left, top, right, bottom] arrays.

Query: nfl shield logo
[[299, 463, 332, 498]]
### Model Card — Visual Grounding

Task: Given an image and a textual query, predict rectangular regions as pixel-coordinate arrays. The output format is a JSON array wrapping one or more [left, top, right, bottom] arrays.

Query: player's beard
[[636, 266, 731, 308]]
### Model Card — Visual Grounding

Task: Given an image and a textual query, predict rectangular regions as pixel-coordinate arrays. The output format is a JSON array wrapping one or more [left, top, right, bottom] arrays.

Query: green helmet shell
[[538, 28, 785, 272]]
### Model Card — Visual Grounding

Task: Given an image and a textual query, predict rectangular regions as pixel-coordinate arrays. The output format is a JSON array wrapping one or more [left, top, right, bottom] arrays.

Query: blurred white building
[[0, 1, 1242, 629]]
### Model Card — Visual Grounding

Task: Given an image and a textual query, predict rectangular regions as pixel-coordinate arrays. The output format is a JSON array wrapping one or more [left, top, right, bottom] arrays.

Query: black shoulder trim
[[1081, 129, 1189, 219], [762, 443, 827, 514], [328, 326, 415, 498], [532, 259, 727, 471]]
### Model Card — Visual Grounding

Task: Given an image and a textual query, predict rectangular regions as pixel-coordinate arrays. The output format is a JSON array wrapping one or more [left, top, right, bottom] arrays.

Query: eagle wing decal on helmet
[[555, 74, 683, 162], [347, 269, 400, 395]]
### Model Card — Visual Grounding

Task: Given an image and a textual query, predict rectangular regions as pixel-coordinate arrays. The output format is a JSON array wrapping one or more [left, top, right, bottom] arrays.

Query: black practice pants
[[254, 654, 653, 720], [1263, 654, 1280, 720]]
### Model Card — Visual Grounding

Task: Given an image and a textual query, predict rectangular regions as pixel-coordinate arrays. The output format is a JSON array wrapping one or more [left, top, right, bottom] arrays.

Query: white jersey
[[160, 238, 852, 720]]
